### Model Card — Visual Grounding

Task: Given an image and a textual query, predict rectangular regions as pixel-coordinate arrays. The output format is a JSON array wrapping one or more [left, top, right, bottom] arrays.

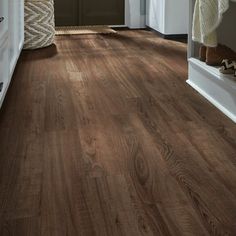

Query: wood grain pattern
[[0, 30, 236, 236]]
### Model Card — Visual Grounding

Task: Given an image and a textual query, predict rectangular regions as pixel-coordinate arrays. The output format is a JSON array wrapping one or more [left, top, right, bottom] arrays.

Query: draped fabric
[[192, 0, 236, 47]]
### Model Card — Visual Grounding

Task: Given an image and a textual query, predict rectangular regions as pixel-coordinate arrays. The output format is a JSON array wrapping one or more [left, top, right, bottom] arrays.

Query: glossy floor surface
[[0, 30, 236, 236]]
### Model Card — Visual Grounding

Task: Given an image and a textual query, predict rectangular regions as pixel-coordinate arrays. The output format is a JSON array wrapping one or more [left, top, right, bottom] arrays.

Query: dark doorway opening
[[54, 0, 125, 26]]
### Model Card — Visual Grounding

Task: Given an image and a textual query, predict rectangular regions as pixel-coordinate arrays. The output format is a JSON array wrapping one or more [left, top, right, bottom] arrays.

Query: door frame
[[124, 0, 146, 29]]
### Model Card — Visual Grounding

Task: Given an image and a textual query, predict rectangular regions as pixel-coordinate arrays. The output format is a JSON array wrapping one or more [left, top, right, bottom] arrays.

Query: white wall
[[125, 0, 146, 28], [146, 0, 189, 35], [164, 0, 189, 35], [146, 0, 165, 32]]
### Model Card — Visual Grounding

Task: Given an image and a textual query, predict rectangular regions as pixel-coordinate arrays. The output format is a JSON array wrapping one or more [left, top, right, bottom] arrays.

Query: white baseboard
[[188, 58, 236, 123]]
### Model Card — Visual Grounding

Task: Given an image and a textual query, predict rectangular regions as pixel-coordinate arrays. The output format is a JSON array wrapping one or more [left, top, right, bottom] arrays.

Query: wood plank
[[0, 30, 236, 235]]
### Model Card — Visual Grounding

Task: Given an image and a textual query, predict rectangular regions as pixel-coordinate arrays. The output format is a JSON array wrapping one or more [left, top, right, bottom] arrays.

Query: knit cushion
[[24, 0, 55, 49]]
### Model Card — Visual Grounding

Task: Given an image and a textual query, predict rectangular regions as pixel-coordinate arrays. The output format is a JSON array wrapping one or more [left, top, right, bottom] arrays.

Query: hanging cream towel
[[192, 0, 236, 47]]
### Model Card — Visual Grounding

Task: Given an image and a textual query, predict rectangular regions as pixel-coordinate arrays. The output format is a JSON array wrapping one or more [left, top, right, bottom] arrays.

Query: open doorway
[[54, 0, 125, 26]]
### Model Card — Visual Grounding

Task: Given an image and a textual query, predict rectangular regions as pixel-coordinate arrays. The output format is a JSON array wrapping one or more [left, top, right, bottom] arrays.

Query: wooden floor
[[0, 30, 236, 236]]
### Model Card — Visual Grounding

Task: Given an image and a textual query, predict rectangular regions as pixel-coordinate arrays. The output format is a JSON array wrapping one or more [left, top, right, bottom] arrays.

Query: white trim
[[187, 80, 236, 123], [109, 25, 127, 28], [188, 58, 236, 123]]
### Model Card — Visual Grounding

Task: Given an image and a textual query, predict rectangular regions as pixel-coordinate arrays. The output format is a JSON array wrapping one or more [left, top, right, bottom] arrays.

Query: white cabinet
[[0, 0, 24, 108], [146, 0, 189, 36], [0, 0, 8, 40], [146, 0, 165, 33]]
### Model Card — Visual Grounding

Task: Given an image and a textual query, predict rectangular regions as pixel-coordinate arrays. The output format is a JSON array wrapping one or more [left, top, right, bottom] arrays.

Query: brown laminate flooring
[[0, 30, 236, 236]]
